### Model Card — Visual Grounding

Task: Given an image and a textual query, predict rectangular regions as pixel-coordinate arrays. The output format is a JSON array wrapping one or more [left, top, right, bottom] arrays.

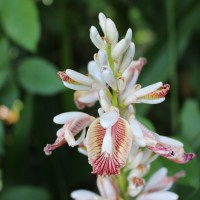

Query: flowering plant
[[44, 13, 195, 200]]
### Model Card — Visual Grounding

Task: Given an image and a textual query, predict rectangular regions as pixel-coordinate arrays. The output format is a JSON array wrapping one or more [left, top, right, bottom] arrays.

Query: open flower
[[136, 167, 185, 200], [44, 112, 95, 155], [86, 108, 132, 175]]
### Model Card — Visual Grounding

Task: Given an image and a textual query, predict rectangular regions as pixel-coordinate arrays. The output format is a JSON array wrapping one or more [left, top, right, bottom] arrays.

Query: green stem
[[112, 90, 118, 107], [107, 45, 114, 73], [166, 0, 179, 133], [117, 169, 129, 200]]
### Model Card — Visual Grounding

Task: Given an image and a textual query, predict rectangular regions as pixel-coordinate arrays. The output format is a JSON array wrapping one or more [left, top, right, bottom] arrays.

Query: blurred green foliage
[[0, 0, 199, 199]]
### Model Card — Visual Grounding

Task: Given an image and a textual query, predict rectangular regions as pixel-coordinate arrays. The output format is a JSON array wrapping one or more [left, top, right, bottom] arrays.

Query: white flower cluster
[[44, 12, 195, 200]]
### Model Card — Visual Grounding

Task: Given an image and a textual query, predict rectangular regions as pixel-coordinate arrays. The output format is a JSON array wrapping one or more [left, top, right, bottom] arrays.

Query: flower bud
[[90, 26, 105, 49], [105, 18, 118, 44]]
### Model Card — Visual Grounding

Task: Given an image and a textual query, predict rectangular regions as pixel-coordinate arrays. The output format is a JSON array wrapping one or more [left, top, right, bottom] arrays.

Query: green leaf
[[0, 121, 5, 155], [1, 0, 40, 52], [0, 37, 10, 90], [1, 186, 51, 200], [17, 57, 64, 95], [0, 77, 19, 107], [180, 99, 200, 149]]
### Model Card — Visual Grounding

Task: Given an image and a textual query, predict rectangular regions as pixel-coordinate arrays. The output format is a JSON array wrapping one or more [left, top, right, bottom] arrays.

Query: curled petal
[[142, 84, 170, 100], [74, 90, 99, 109], [86, 117, 132, 176], [53, 112, 94, 124], [66, 69, 93, 86], [58, 71, 91, 91], [147, 136, 196, 164]]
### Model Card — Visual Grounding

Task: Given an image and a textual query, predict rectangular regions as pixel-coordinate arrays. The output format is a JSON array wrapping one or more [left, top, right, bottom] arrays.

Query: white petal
[[98, 108, 105, 117], [159, 136, 183, 147], [139, 98, 165, 104], [129, 117, 143, 138], [137, 191, 178, 200], [118, 77, 125, 91], [90, 26, 105, 49], [100, 110, 120, 128], [99, 12, 106, 34], [53, 112, 90, 124], [144, 168, 167, 192], [111, 39, 129, 59], [63, 81, 91, 91], [101, 127, 113, 154], [66, 69, 93, 86], [87, 61, 105, 83], [125, 28, 132, 43], [78, 92, 99, 104], [64, 128, 76, 147], [73, 128, 86, 146], [97, 176, 117, 198], [102, 65, 117, 90], [71, 189, 99, 200], [98, 49, 108, 66], [134, 82, 163, 98], [120, 42, 135, 73], [99, 90, 112, 112]]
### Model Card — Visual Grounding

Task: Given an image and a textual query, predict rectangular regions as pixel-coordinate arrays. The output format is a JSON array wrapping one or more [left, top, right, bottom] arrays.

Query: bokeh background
[[0, 0, 200, 199]]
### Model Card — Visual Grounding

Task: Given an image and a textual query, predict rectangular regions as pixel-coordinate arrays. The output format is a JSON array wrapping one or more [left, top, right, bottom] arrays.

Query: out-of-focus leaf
[[1, 0, 40, 52], [0, 121, 5, 155], [4, 95, 33, 184], [1, 186, 51, 200], [17, 57, 64, 95], [137, 1, 200, 116], [0, 37, 9, 90], [180, 99, 200, 149], [157, 136, 199, 189], [0, 78, 19, 107]]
